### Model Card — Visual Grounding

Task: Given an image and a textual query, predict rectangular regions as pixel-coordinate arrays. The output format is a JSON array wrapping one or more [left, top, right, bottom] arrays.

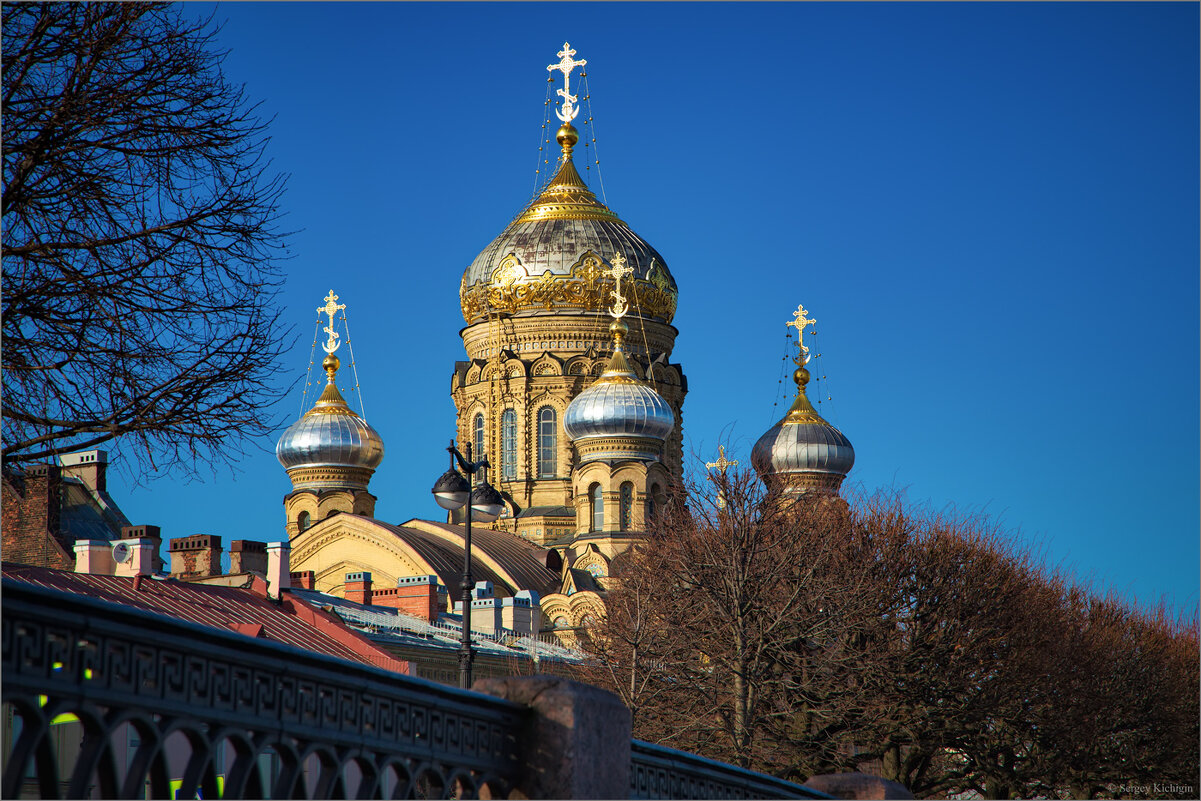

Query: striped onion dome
[[751, 365, 854, 496], [277, 354, 384, 491], [459, 123, 678, 326], [563, 321, 674, 463]]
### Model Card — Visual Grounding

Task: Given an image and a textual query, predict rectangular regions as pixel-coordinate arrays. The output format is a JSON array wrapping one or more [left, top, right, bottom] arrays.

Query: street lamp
[[431, 439, 504, 689]]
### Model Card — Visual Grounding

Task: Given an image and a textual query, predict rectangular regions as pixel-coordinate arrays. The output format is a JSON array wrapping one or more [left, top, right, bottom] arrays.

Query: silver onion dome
[[564, 322, 674, 463], [751, 365, 854, 494], [277, 355, 384, 490]]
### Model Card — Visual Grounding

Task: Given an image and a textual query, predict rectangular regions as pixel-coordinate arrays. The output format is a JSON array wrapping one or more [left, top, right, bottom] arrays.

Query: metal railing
[[3, 580, 828, 799], [631, 740, 827, 799], [2, 580, 524, 799]]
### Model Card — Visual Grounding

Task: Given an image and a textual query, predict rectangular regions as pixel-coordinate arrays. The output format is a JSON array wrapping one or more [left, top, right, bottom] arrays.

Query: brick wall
[[1, 469, 73, 570]]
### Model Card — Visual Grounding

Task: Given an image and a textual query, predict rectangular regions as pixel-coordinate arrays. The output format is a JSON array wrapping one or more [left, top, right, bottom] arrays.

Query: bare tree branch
[[2, 2, 292, 477]]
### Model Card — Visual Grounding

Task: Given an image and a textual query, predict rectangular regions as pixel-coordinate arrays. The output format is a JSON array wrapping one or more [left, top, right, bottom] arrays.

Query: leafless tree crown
[[2, 2, 291, 476]]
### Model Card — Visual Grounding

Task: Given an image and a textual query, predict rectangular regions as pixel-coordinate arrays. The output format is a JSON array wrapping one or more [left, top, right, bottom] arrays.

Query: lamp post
[[431, 439, 504, 690]]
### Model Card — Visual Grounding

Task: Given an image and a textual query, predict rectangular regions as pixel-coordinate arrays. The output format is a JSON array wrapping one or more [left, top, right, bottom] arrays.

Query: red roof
[[1, 563, 408, 674]]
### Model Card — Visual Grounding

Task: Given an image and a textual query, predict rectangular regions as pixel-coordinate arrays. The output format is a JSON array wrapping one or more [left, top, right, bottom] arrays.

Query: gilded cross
[[786, 304, 817, 365], [705, 445, 739, 474], [606, 253, 633, 319], [547, 42, 586, 122], [705, 445, 740, 509], [318, 290, 346, 355]]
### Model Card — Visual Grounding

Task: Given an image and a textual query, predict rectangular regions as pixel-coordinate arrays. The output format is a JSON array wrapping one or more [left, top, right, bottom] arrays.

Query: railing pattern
[[2, 581, 524, 799], [630, 740, 827, 800]]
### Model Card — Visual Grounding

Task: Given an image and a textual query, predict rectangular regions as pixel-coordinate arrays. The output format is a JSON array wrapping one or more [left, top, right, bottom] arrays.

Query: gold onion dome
[[276, 352, 385, 491], [752, 306, 854, 495], [751, 365, 855, 495], [460, 121, 679, 325], [563, 320, 675, 463]]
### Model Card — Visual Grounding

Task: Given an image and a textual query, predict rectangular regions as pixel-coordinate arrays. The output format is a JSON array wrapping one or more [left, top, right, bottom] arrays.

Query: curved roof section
[[403, 519, 561, 597]]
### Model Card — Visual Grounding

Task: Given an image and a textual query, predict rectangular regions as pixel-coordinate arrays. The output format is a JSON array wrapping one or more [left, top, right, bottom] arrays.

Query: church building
[[272, 43, 855, 636]]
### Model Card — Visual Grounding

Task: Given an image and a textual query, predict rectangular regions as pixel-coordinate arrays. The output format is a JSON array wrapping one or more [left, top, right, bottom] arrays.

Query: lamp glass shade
[[432, 469, 469, 510], [470, 483, 505, 522]]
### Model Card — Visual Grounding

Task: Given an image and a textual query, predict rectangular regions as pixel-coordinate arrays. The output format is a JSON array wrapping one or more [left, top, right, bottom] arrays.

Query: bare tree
[[583, 469, 884, 773], [2, 3, 290, 475]]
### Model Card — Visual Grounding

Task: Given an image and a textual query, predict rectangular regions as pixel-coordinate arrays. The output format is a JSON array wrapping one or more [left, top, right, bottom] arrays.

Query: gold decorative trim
[[461, 252, 677, 324]]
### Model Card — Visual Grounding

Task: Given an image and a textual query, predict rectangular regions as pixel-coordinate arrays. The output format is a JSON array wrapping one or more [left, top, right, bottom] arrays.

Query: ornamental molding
[[461, 252, 677, 325]]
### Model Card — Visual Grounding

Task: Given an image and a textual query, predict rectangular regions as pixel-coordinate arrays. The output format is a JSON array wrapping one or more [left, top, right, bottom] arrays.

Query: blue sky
[[107, 2, 1198, 614]]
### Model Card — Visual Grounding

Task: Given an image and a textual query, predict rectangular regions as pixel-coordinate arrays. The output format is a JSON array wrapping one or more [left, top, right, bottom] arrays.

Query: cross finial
[[706, 445, 740, 509], [786, 304, 817, 365], [705, 445, 739, 474], [547, 42, 587, 122], [318, 290, 347, 355], [606, 253, 633, 319]]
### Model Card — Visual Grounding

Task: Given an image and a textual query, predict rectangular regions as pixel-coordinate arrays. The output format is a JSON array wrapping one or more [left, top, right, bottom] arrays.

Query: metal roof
[[1, 564, 405, 672]]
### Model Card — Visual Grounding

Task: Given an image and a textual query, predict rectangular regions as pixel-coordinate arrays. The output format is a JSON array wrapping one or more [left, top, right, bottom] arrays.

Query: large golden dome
[[460, 123, 678, 326]]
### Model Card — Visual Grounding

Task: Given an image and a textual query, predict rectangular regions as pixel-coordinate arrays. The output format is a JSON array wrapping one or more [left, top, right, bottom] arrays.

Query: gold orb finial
[[794, 366, 810, 387], [323, 353, 341, 382], [557, 123, 579, 155]]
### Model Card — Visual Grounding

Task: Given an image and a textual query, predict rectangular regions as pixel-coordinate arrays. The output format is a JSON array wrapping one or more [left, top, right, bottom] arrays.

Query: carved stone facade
[[450, 311, 686, 528]]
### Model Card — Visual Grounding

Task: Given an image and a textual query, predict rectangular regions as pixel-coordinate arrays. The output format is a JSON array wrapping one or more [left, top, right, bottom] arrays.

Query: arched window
[[473, 413, 485, 461], [590, 483, 604, 532], [297, 511, 311, 533], [538, 407, 557, 478], [619, 482, 634, 531], [648, 483, 661, 521], [501, 409, 517, 481]]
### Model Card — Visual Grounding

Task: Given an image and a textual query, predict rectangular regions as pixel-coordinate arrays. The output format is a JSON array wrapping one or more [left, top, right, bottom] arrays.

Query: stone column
[[473, 675, 631, 800]]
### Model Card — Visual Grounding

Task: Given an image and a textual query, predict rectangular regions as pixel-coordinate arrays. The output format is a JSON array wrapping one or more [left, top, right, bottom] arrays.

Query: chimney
[[371, 575, 442, 622], [290, 570, 316, 590], [168, 535, 223, 578], [74, 539, 113, 574], [112, 538, 156, 577], [230, 540, 268, 575], [120, 525, 162, 572], [344, 571, 373, 605], [502, 590, 541, 635], [266, 541, 291, 600], [59, 450, 107, 494]]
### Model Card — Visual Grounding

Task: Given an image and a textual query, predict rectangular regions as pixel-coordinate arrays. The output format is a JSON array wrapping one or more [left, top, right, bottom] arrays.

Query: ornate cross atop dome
[[548, 42, 586, 122], [787, 304, 817, 365], [319, 290, 346, 355]]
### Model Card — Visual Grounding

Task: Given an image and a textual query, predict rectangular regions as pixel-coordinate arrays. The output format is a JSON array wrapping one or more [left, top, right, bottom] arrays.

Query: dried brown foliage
[[580, 470, 1200, 799], [2, 3, 290, 476]]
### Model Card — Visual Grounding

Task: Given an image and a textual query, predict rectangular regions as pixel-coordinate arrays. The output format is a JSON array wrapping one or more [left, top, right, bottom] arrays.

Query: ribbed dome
[[752, 366, 854, 495], [460, 124, 678, 326], [564, 323, 675, 463], [277, 356, 384, 491]]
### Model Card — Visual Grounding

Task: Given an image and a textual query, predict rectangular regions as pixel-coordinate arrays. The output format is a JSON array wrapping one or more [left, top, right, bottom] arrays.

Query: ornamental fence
[[2, 580, 824, 799]]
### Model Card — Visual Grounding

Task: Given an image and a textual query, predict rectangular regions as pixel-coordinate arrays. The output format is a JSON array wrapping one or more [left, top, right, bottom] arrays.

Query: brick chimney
[[344, 571, 373, 605], [290, 570, 316, 590], [230, 540, 268, 575], [371, 575, 443, 622], [59, 450, 107, 493], [2, 464, 69, 569], [168, 535, 223, 578], [266, 541, 290, 600]]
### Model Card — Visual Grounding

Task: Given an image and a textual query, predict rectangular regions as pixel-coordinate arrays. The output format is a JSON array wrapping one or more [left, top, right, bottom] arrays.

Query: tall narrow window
[[619, 483, 634, 531], [297, 511, 311, 533], [590, 483, 604, 532], [501, 409, 517, 481], [538, 407, 557, 478], [473, 413, 485, 461]]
